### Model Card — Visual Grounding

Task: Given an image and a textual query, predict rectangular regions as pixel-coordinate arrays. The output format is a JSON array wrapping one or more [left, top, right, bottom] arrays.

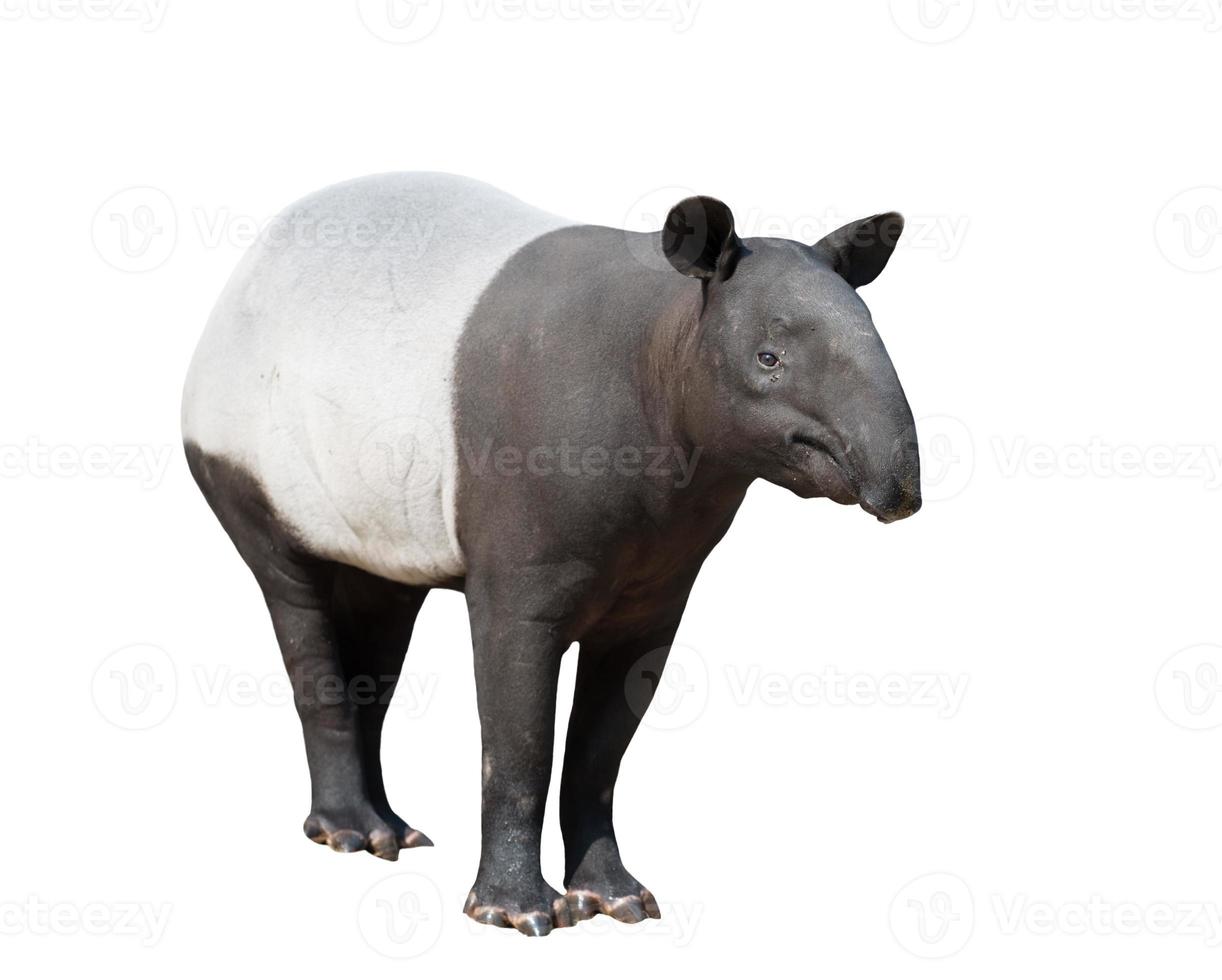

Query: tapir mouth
[[787, 431, 858, 504]]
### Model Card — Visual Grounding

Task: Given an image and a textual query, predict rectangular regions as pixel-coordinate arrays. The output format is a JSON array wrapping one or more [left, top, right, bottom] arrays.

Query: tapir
[[182, 172, 921, 936]]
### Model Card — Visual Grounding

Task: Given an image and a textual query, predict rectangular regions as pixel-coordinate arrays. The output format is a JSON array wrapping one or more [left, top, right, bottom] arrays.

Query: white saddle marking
[[182, 172, 574, 584]]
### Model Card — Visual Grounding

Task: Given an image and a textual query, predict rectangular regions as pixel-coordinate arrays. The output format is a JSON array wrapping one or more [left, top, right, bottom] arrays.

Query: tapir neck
[[639, 279, 702, 447], [457, 223, 752, 517], [637, 275, 755, 506]]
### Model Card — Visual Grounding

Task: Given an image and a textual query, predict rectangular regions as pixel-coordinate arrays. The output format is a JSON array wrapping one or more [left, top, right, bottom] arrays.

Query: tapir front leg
[[559, 625, 677, 923], [463, 578, 574, 937]]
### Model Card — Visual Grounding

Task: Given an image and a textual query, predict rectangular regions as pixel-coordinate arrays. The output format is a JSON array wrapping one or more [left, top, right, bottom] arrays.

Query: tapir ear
[[662, 196, 740, 280], [812, 213, 904, 288]]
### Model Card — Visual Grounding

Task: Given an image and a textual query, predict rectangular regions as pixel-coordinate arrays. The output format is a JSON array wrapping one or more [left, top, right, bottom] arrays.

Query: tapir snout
[[844, 388, 922, 524], [861, 473, 922, 524]]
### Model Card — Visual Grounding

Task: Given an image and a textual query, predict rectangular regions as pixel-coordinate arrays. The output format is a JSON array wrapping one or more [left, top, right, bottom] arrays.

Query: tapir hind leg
[[558, 625, 678, 923], [185, 444, 431, 860], [329, 566, 433, 851]]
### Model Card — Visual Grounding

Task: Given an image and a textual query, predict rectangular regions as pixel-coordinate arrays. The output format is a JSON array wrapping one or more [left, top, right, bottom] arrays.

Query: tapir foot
[[463, 880, 573, 937], [564, 882, 661, 924], [302, 804, 432, 861], [563, 856, 660, 924], [378, 808, 435, 851]]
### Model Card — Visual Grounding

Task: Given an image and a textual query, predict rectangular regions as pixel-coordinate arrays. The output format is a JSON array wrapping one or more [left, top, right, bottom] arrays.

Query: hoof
[[401, 828, 433, 848], [565, 887, 661, 924], [464, 888, 572, 937], [303, 807, 430, 862]]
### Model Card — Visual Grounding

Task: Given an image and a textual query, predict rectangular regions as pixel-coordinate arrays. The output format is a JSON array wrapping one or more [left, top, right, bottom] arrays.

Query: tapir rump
[[182, 172, 921, 936]]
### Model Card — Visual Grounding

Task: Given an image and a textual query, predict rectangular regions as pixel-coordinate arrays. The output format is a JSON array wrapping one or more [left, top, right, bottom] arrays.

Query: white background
[[3, 0, 1222, 975]]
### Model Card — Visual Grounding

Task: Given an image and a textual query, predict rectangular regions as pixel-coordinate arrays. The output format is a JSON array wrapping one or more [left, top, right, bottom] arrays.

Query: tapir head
[[662, 196, 921, 523]]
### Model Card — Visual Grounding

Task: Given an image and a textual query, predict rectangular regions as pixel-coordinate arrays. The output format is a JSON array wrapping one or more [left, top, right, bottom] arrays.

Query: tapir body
[[183, 172, 920, 935]]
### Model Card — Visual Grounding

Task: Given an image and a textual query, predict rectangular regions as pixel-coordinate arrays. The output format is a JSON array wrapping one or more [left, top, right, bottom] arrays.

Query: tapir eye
[[757, 351, 780, 369]]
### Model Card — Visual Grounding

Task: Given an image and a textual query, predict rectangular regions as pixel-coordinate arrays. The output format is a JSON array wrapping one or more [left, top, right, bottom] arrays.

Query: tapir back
[[181, 172, 574, 585]]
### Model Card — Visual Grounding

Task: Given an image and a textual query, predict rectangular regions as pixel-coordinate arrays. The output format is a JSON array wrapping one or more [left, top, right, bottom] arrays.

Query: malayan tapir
[[182, 172, 921, 936]]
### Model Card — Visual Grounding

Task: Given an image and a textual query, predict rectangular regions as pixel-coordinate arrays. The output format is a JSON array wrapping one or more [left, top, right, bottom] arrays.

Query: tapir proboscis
[[182, 172, 922, 936]]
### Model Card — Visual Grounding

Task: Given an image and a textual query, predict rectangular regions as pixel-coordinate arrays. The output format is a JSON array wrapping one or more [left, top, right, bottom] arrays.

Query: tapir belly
[[181, 172, 574, 585]]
